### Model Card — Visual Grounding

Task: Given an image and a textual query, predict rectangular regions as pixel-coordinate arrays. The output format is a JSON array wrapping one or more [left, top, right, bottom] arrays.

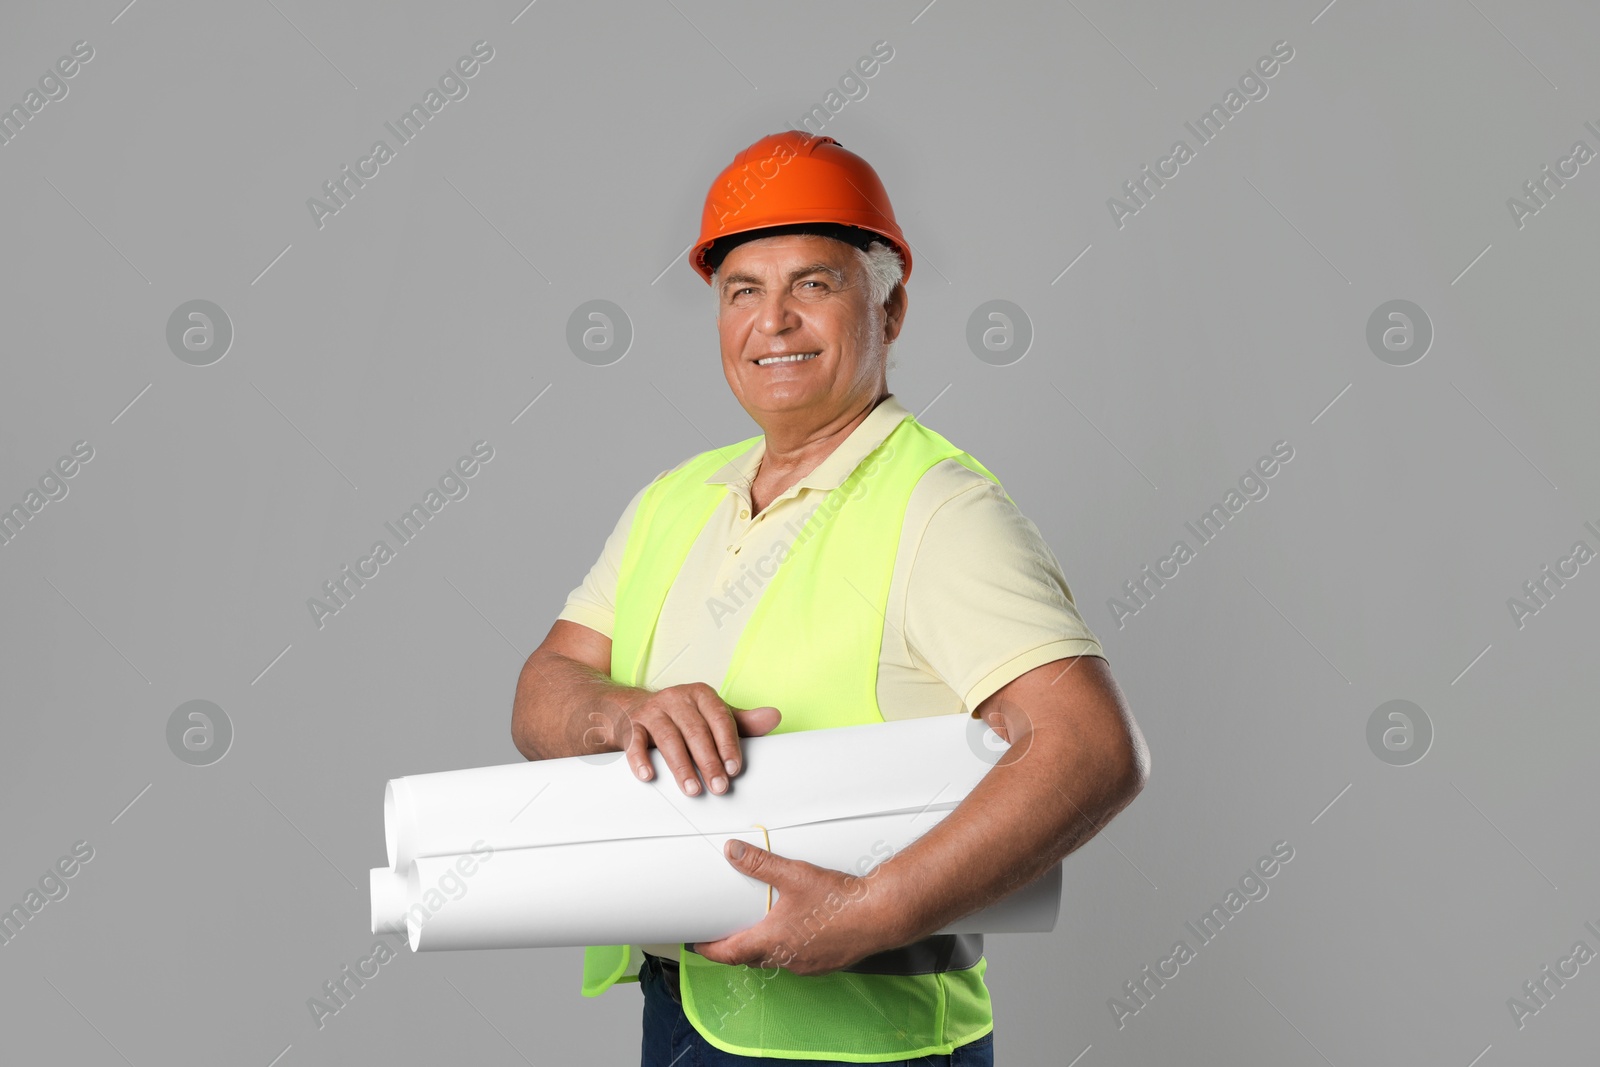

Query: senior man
[[511, 131, 1149, 1065]]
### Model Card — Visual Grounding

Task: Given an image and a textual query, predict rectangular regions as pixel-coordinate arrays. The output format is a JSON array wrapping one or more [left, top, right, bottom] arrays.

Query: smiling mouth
[[755, 352, 819, 366]]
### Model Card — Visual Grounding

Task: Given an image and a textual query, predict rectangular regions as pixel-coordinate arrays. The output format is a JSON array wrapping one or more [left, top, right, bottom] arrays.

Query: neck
[[755, 390, 890, 489]]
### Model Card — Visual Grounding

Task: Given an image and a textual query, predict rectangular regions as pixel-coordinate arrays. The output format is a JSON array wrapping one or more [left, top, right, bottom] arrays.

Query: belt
[[645, 952, 683, 1004], [845, 933, 984, 975], [646, 933, 982, 1003]]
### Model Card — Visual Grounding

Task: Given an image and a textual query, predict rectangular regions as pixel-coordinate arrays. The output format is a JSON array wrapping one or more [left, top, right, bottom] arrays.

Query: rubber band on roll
[[751, 823, 772, 912]]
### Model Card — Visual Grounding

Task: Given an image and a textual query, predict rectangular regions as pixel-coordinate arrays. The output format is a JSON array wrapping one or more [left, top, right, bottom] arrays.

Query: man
[[510, 131, 1149, 1065]]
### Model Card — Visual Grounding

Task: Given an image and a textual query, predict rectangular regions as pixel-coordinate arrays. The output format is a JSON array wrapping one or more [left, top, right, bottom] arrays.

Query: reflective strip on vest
[[581, 412, 1006, 1059]]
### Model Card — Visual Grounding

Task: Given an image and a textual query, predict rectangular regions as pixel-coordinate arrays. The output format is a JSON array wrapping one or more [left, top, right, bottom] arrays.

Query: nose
[[753, 287, 800, 336]]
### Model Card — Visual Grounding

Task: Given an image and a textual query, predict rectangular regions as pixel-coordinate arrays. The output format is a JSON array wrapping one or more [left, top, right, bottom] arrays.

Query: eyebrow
[[721, 262, 845, 293]]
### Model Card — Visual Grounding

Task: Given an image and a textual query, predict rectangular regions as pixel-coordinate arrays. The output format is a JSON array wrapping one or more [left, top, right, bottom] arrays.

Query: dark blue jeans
[[639, 954, 996, 1066]]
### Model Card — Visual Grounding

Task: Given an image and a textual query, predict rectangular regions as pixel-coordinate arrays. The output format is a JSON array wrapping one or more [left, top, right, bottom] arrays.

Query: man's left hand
[[690, 838, 901, 976]]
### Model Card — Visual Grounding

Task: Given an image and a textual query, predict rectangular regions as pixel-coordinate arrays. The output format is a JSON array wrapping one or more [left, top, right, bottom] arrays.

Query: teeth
[[756, 352, 819, 366]]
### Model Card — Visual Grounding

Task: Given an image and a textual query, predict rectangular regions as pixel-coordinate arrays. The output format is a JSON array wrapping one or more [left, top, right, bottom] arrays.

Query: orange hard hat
[[690, 131, 912, 285]]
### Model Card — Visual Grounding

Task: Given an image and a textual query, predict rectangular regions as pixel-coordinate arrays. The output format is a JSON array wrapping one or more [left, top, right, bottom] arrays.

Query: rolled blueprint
[[384, 714, 1003, 872], [370, 866, 410, 936], [372, 714, 1064, 950], [385, 814, 1062, 951]]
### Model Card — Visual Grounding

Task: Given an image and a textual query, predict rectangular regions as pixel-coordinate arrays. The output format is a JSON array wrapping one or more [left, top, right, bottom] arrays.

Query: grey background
[[1, 0, 1596, 1064]]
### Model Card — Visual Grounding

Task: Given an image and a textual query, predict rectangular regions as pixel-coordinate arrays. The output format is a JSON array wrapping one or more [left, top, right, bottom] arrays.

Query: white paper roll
[[406, 829, 771, 950], [394, 808, 1062, 951], [379, 850, 1060, 950], [384, 714, 1000, 874], [373, 714, 1065, 951], [369, 866, 410, 935]]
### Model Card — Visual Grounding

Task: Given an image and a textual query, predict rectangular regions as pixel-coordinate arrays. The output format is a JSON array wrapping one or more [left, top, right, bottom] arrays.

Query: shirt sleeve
[[555, 476, 657, 640], [903, 474, 1106, 713]]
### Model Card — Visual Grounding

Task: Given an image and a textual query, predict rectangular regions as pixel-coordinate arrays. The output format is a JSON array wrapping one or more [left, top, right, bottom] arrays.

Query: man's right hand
[[615, 683, 781, 796]]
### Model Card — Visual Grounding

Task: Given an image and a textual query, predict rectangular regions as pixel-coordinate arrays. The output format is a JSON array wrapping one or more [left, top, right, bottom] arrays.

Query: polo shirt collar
[[706, 393, 912, 493]]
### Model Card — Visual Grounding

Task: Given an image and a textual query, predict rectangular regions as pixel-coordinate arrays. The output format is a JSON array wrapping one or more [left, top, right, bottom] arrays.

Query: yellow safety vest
[[580, 409, 1008, 1060]]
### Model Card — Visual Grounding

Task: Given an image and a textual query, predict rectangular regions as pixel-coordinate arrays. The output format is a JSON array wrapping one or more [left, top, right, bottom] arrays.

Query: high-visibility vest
[[580, 409, 1009, 1060]]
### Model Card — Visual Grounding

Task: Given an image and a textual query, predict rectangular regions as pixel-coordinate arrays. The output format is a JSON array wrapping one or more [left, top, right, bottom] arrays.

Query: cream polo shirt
[[558, 391, 1106, 723], [559, 393, 1105, 957]]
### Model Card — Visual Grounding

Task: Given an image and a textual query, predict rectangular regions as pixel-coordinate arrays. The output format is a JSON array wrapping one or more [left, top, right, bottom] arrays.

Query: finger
[[694, 941, 752, 967], [624, 719, 653, 782], [726, 839, 798, 889], [731, 705, 782, 739], [645, 713, 704, 796], [667, 697, 729, 795], [694, 692, 746, 782], [693, 926, 769, 969], [690, 936, 735, 965]]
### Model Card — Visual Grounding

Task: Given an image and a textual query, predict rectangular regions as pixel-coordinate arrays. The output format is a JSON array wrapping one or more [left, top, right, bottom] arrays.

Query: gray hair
[[711, 238, 905, 368]]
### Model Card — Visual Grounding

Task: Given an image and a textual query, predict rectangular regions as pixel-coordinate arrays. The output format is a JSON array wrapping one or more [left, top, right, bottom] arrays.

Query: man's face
[[714, 234, 904, 426]]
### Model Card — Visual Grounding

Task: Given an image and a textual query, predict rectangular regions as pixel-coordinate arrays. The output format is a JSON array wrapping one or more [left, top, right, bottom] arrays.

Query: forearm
[[510, 649, 641, 762], [869, 722, 1144, 946]]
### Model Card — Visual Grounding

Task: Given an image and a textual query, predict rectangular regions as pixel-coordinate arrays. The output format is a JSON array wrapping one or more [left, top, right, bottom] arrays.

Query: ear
[[882, 283, 908, 344]]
